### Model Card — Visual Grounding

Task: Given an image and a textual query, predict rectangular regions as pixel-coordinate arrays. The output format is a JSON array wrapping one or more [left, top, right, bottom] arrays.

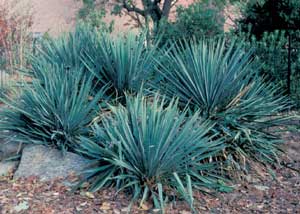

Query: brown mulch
[[0, 132, 299, 214]]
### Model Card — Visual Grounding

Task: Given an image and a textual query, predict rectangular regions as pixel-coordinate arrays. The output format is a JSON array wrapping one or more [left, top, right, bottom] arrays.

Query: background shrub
[[77, 0, 114, 32], [234, 0, 300, 106], [0, 1, 33, 73], [236, 0, 300, 38], [232, 30, 300, 107], [0, 0, 33, 99], [156, 1, 225, 46]]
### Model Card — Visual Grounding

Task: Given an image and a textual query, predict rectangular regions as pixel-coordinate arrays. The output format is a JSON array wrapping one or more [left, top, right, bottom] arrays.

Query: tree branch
[[170, 0, 179, 9], [123, 0, 145, 16], [124, 10, 144, 28]]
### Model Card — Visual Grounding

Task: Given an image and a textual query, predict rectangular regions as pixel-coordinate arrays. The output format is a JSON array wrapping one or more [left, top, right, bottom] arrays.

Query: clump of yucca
[[0, 65, 107, 153], [155, 39, 290, 167], [77, 93, 227, 212]]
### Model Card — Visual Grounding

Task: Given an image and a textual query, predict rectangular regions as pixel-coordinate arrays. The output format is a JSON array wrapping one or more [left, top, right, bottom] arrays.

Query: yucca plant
[[23, 25, 99, 92], [31, 24, 98, 70], [77, 93, 228, 212], [0, 65, 107, 153], [83, 33, 157, 100], [154, 39, 291, 167], [32, 28, 157, 101]]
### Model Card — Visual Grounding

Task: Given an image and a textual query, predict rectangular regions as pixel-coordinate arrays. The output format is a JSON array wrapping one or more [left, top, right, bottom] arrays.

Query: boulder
[[0, 161, 18, 176], [0, 139, 23, 161], [14, 145, 91, 181]]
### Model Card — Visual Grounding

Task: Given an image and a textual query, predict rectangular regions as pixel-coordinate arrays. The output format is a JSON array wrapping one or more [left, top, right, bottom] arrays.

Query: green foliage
[[78, 0, 96, 19], [79, 0, 232, 34], [83, 33, 157, 100], [232, 30, 300, 106], [235, 0, 300, 107], [0, 65, 107, 153], [31, 25, 98, 72], [78, 0, 114, 32], [0, 22, 293, 209], [157, 1, 225, 45], [154, 39, 290, 166], [237, 0, 300, 38], [0, 27, 158, 153], [77, 93, 227, 211], [33, 27, 156, 101]]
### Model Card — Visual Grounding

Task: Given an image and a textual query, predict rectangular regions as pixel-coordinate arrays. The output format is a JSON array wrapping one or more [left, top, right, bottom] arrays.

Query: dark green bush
[[154, 39, 290, 167], [235, 0, 300, 106], [231, 30, 300, 107], [77, 0, 114, 32], [0, 65, 107, 153], [156, 1, 225, 46], [77, 93, 228, 211], [236, 0, 300, 38]]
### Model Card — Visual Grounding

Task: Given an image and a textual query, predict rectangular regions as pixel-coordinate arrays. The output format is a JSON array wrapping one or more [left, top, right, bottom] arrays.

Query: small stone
[[180, 211, 191, 214], [253, 185, 269, 191], [0, 138, 24, 160], [113, 209, 121, 214], [121, 207, 129, 212], [257, 204, 264, 209], [85, 192, 95, 199], [14, 201, 29, 212], [0, 161, 18, 176]]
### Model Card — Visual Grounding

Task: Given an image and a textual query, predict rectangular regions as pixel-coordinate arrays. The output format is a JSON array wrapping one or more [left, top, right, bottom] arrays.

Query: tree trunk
[[162, 0, 172, 18], [287, 31, 291, 95]]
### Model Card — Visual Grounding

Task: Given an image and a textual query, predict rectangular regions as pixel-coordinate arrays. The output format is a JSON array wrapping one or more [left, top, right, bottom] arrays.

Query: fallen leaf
[[139, 203, 150, 210], [80, 202, 88, 206], [100, 202, 111, 210], [85, 192, 95, 199]]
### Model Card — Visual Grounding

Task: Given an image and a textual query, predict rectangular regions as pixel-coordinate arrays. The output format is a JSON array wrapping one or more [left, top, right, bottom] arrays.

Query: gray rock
[[0, 161, 18, 176], [14, 145, 91, 181], [0, 139, 23, 160]]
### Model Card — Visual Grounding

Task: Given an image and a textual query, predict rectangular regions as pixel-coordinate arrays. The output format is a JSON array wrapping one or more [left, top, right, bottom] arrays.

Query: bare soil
[[0, 131, 299, 213]]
